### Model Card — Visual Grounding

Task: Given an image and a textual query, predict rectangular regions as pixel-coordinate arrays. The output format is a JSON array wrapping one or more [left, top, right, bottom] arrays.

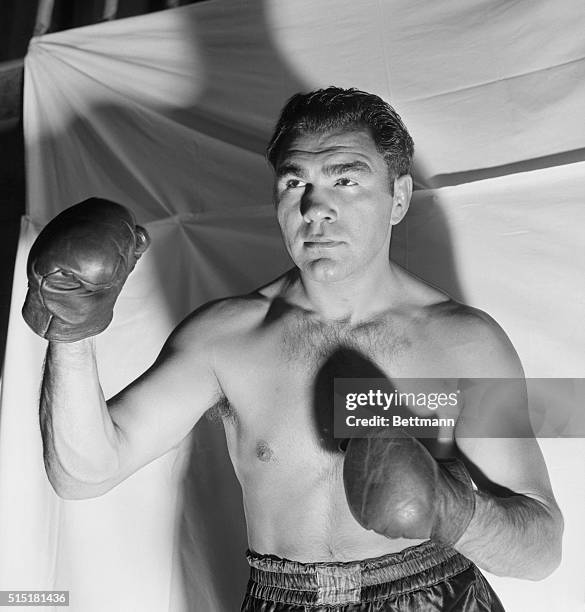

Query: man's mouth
[[303, 240, 343, 249]]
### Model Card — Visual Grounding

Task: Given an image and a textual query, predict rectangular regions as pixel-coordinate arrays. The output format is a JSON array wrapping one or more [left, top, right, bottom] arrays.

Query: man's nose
[[300, 185, 337, 223]]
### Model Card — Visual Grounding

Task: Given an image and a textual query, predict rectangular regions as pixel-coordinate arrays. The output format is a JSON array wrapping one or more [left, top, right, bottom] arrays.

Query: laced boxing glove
[[22, 197, 150, 342], [343, 429, 476, 546]]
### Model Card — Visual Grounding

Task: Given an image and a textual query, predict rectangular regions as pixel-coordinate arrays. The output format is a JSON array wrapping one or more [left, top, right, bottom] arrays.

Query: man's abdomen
[[237, 447, 424, 562]]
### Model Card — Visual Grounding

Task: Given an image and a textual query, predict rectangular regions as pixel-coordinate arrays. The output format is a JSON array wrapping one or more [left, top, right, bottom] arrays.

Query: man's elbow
[[517, 508, 564, 581], [48, 476, 111, 500], [44, 455, 119, 500], [529, 511, 564, 581], [488, 544, 562, 581], [529, 561, 561, 582], [524, 546, 562, 581]]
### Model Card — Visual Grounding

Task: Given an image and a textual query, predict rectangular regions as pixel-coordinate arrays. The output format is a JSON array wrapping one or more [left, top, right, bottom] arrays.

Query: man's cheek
[[277, 205, 292, 227], [281, 215, 298, 241]]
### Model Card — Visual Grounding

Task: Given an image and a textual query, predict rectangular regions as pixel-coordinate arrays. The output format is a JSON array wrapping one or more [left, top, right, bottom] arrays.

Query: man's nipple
[[256, 440, 275, 463]]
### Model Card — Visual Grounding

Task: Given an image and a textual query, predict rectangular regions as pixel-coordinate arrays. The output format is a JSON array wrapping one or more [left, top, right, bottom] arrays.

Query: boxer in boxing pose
[[25, 88, 563, 610]]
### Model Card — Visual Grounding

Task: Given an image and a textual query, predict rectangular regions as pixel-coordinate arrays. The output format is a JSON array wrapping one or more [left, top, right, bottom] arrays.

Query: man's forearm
[[41, 339, 120, 498], [455, 491, 563, 580]]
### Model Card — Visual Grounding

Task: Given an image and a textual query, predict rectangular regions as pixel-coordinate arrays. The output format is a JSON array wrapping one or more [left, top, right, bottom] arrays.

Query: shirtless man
[[25, 88, 563, 610]]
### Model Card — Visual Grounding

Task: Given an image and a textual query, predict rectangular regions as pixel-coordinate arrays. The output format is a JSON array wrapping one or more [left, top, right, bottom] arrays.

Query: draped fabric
[[1, 1, 584, 610]]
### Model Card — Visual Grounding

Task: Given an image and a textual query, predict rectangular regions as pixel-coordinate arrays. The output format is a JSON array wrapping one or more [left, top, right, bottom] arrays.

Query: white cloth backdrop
[[1, 0, 584, 610]]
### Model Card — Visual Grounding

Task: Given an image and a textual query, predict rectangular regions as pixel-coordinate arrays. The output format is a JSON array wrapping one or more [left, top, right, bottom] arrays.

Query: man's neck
[[290, 260, 403, 324]]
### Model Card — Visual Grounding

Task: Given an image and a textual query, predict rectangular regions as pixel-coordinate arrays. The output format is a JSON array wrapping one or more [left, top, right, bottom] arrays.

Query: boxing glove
[[22, 197, 150, 342], [343, 430, 475, 546]]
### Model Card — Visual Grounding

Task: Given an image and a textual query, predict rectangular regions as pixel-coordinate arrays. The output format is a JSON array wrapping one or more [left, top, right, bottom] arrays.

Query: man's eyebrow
[[323, 161, 372, 176], [275, 162, 308, 179]]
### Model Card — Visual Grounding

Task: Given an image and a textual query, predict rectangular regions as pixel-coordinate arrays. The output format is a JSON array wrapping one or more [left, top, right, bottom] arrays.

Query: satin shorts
[[241, 541, 505, 611]]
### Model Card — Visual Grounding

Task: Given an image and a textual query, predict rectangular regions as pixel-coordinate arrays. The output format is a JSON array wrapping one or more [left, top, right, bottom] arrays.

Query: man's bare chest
[[214, 314, 454, 437]]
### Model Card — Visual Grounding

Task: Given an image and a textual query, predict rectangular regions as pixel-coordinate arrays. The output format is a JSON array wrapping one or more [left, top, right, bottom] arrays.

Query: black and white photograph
[[0, 1, 583, 610]]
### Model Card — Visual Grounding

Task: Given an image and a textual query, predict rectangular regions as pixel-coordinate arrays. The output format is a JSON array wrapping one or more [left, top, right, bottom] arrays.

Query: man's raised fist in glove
[[22, 197, 150, 342], [343, 429, 476, 547]]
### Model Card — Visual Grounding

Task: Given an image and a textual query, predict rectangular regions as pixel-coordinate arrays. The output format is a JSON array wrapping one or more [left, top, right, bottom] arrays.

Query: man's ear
[[390, 175, 413, 225]]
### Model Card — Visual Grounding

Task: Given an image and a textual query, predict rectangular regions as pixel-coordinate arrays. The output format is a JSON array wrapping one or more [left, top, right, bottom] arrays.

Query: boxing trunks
[[241, 541, 505, 611]]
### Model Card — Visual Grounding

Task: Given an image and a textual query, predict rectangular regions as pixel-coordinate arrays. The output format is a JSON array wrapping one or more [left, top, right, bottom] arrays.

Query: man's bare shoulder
[[168, 295, 266, 349], [167, 272, 291, 351], [395, 267, 522, 377], [426, 299, 524, 378]]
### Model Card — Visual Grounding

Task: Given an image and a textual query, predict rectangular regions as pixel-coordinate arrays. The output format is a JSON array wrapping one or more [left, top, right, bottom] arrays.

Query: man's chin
[[299, 258, 350, 283]]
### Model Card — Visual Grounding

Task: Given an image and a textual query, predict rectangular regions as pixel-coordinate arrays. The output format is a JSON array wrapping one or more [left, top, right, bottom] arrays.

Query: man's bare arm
[[453, 315, 563, 580], [40, 307, 223, 500], [24, 199, 223, 499], [454, 469, 563, 580], [41, 339, 121, 498]]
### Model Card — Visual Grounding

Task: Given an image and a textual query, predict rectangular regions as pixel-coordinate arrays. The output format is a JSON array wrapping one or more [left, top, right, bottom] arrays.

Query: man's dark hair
[[266, 87, 414, 182]]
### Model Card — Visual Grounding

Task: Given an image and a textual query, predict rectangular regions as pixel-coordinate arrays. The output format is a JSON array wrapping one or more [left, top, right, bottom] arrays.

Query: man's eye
[[285, 179, 306, 189], [335, 177, 357, 187]]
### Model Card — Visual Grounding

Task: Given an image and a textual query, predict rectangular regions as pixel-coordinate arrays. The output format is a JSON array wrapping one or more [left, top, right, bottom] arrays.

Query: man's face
[[274, 128, 408, 283]]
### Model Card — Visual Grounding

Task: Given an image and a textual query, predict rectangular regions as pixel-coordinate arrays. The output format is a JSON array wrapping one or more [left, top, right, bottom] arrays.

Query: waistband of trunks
[[246, 541, 469, 585], [245, 541, 472, 605]]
